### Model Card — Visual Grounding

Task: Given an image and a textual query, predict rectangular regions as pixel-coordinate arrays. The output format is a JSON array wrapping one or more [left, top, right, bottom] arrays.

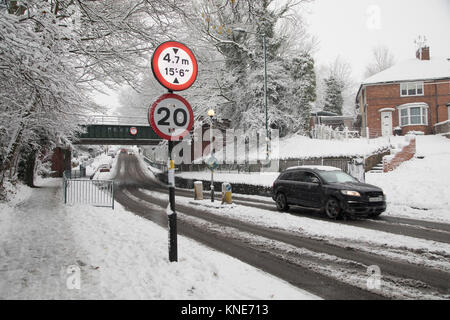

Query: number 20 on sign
[[148, 93, 194, 141]]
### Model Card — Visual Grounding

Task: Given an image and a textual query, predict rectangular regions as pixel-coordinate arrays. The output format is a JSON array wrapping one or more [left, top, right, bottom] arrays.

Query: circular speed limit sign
[[148, 93, 194, 141], [151, 41, 198, 91], [129, 127, 138, 136]]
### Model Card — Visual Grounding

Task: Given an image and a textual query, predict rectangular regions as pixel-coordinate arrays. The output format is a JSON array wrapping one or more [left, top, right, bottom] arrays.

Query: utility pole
[[208, 109, 215, 202], [263, 34, 269, 161]]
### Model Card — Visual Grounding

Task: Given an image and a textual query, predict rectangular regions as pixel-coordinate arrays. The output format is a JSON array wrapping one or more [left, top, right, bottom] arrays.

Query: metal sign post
[[206, 155, 218, 202], [149, 41, 197, 263], [167, 141, 177, 262]]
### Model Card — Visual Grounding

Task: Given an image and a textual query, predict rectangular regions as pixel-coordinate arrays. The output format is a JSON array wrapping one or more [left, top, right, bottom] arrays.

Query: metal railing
[[142, 156, 168, 172], [63, 171, 114, 209], [78, 114, 149, 126], [311, 125, 360, 140]]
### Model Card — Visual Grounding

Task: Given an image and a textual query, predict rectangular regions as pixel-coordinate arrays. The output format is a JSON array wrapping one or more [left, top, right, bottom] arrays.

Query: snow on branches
[[0, 0, 185, 187], [192, 0, 316, 137]]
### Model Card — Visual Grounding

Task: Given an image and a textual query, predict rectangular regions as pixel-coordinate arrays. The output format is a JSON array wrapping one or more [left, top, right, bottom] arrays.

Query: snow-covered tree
[[115, 0, 316, 137], [287, 52, 316, 132], [0, 0, 186, 189], [190, 0, 315, 136], [0, 11, 91, 186], [315, 56, 357, 117], [323, 76, 344, 116]]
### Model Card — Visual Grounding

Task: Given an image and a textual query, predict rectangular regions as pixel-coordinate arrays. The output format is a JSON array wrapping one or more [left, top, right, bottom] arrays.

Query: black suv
[[272, 166, 386, 219]]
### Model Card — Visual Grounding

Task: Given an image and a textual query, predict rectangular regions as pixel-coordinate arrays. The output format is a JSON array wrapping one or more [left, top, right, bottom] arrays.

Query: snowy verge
[[68, 201, 319, 299], [366, 135, 450, 223]]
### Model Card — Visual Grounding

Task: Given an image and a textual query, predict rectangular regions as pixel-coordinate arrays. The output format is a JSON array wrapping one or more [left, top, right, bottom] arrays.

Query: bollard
[[221, 182, 232, 204], [194, 181, 203, 200]]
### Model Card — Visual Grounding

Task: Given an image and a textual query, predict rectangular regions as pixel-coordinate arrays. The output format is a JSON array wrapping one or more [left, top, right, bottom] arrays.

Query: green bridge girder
[[75, 124, 162, 145]]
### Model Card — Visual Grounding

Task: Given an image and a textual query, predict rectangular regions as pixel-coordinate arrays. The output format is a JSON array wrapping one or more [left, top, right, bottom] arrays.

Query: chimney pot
[[416, 46, 430, 60]]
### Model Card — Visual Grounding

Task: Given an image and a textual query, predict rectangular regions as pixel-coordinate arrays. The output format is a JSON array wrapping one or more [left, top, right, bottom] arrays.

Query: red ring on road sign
[[129, 127, 138, 136], [148, 93, 194, 141], [151, 41, 198, 91]]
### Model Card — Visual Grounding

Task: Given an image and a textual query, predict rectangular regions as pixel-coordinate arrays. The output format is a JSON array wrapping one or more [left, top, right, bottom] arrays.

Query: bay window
[[397, 103, 428, 126]]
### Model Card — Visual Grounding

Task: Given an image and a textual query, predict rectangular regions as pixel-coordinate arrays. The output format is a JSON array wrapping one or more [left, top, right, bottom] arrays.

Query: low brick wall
[[365, 149, 391, 172], [383, 137, 416, 172], [434, 120, 450, 135]]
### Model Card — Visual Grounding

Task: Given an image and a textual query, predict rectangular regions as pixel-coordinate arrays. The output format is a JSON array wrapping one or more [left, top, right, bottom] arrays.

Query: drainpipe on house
[[363, 86, 368, 139], [435, 83, 439, 131], [364, 104, 369, 142]]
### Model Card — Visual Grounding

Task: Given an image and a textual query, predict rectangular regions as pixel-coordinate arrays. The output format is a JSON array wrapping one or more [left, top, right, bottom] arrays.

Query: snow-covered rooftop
[[362, 57, 450, 85]]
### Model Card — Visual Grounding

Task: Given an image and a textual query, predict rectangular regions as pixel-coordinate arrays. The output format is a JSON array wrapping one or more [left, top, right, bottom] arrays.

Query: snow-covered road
[[113, 154, 450, 299]]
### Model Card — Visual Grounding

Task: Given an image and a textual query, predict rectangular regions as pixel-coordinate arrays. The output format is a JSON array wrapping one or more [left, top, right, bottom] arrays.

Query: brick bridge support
[[51, 147, 72, 177]]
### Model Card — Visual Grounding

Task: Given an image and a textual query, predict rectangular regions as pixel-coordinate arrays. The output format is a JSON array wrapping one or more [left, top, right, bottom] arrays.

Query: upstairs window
[[400, 82, 424, 97]]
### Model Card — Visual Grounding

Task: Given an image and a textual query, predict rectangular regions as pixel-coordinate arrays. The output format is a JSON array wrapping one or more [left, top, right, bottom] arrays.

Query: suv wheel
[[275, 193, 289, 212], [325, 197, 342, 219]]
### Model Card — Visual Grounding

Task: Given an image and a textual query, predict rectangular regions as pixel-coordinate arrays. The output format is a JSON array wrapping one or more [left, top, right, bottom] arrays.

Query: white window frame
[[400, 82, 424, 97], [397, 103, 429, 127]]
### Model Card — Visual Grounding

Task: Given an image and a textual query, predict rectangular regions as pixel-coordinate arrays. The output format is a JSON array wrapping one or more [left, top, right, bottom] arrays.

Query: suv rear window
[[279, 170, 318, 182], [278, 172, 293, 181]]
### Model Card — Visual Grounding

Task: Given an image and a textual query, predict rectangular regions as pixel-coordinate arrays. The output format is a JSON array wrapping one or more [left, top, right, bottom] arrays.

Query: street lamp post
[[233, 28, 269, 160], [208, 109, 215, 202], [262, 34, 269, 160]]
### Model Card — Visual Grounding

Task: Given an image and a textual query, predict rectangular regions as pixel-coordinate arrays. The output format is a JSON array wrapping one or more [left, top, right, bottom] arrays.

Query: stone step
[[369, 162, 384, 173]]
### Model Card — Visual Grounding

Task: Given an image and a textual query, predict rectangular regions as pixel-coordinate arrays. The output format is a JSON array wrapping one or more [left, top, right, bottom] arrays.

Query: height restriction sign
[[148, 93, 194, 141], [151, 41, 198, 92]]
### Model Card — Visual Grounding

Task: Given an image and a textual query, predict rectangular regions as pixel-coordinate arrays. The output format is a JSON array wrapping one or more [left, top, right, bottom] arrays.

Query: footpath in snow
[[0, 178, 318, 300]]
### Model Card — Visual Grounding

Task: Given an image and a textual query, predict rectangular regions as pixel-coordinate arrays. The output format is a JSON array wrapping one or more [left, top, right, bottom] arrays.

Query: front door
[[381, 112, 392, 136]]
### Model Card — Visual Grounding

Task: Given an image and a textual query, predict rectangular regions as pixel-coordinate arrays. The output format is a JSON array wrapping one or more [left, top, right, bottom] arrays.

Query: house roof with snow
[[362, 57, 450, 85], [356, 53, 450, 103]]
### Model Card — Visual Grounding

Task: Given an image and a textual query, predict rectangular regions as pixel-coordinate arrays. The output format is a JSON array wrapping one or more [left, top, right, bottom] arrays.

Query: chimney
[[416, 46, 430, 60]]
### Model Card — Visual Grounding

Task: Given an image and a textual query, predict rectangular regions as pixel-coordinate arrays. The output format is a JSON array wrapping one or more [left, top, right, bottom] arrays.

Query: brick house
[[356, 46, 450, 138]]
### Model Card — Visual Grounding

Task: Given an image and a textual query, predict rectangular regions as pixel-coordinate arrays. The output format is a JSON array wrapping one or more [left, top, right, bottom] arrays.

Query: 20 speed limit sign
[[151, 41, 198, 91], [148, 93, 194, 141]]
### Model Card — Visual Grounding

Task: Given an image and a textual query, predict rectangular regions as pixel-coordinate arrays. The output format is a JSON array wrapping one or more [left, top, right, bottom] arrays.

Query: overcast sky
[[95, 0, 450, 112], [303, 0, 450, 81]]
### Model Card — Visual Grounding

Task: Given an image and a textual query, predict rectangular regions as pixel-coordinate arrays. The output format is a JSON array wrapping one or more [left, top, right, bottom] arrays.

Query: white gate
[[63, 171, 114, 209]]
